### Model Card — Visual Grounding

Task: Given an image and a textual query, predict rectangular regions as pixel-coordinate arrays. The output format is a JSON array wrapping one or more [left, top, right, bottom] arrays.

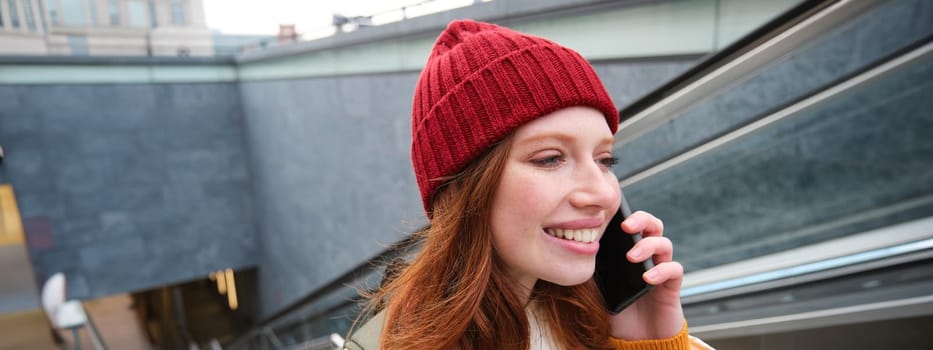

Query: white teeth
[[545, 228, 597, 243]]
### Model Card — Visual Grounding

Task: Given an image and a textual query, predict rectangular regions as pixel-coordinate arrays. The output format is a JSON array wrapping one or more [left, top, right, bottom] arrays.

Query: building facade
[[0, 0, 213, 56]]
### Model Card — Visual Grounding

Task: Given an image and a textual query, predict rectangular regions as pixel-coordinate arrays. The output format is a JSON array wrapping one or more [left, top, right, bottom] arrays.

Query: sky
[[202, 0, 478, 36]]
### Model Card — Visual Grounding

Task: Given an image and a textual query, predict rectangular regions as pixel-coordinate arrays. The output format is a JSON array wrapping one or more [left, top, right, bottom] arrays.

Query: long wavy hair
[[364, 134, 615, 349]]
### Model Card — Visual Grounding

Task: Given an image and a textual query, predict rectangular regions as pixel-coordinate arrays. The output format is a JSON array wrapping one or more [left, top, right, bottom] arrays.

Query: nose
[[568, 159, 620, 211]]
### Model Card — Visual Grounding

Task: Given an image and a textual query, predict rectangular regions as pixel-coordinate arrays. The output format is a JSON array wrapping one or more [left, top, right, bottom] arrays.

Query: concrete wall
[[238, 73, 423, 315], [0, 82, 256, 299]]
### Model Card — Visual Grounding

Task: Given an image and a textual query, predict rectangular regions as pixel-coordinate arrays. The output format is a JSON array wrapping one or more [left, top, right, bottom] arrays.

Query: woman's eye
[[599, 156, 619, 169], [531, 154, 565, 168]]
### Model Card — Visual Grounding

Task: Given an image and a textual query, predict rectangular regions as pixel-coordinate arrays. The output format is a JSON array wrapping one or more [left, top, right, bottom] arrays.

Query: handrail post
[[80, 303, 108, 350]]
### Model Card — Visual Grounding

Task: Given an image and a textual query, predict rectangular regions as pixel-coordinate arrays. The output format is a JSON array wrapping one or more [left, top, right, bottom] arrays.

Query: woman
[[347, 20, 711, 350]]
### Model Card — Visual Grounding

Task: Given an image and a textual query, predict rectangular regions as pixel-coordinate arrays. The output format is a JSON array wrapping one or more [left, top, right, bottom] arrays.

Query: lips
[[544, 228, 598, 243]]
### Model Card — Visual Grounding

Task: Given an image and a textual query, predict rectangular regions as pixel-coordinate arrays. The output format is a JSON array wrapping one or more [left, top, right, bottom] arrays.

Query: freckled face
[[490, 106, 621, 291]]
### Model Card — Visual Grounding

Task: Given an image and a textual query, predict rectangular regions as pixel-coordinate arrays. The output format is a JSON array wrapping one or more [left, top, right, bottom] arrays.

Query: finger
[[621, 211, 664, 237], [626, 236, 673, 264], [643, 261, 684, 289]]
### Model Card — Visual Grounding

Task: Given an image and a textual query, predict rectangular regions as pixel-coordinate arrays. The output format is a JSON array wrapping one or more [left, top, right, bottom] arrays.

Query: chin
[[543, 266, 595, 287]]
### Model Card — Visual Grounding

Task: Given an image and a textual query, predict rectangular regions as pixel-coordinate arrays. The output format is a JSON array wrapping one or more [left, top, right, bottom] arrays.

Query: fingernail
[[644, 270, 658, 283], [628, 247, 643, 260]]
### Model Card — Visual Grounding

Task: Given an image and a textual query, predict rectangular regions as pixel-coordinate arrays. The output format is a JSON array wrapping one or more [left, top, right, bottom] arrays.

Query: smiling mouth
[[544, 228, 598, 243]]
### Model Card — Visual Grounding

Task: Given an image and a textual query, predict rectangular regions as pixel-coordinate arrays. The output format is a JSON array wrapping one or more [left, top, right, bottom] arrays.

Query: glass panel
[[45, 0, 59, 25], [61, 0, 86, 26], [170, 0, 184, 25], [147, 0, 156, 27], [87, 0, 98, 25], [25, 0, 38, 31], [624, 52, 933, 272], [126, 0, 147, 27], [8, 0, 19, 28], [108, 0, 119, 25]]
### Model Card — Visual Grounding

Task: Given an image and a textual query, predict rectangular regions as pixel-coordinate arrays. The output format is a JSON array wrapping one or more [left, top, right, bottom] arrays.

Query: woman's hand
[[608, 211, 685, 340]]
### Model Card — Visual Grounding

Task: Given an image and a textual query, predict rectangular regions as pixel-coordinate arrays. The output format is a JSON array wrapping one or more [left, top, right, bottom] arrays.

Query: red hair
[[365, 136, 615, 349]]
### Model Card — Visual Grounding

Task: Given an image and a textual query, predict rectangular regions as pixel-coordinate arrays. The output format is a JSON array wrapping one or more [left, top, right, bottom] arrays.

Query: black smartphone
[[594, 191, 654, 314]]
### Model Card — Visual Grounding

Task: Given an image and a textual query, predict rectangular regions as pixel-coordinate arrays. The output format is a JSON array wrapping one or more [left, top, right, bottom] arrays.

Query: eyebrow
[[516, 132, 615, 147]]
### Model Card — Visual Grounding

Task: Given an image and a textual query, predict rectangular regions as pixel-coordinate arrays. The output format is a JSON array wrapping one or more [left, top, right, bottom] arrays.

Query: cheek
[[493, 168, 555, 219], [490, 168, 557, 253]]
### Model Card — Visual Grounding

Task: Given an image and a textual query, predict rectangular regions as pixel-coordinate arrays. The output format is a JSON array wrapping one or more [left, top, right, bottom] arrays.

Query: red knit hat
[[411, 19, 619, 213]]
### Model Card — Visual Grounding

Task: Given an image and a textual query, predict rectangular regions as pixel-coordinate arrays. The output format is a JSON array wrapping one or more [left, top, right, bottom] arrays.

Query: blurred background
[[0, 0, 931, 349]]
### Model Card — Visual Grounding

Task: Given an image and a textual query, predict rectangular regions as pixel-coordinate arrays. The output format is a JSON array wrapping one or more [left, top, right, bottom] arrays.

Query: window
[[170, 0, 185, 25], [24, 0, 36, 31], [88, 0, 98, 25], [147, 0, 156, 27], [61, 0, 86, 26], [45, 0, 59, 25], [108, 0, 120, 25], [8, 0, 19, 28], [23, 0, 36, 32], [126, 0, 148, 28]]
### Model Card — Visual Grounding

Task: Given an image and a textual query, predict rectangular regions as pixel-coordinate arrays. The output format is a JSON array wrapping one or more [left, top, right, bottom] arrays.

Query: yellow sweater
[[612, 322, 713, 350]]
